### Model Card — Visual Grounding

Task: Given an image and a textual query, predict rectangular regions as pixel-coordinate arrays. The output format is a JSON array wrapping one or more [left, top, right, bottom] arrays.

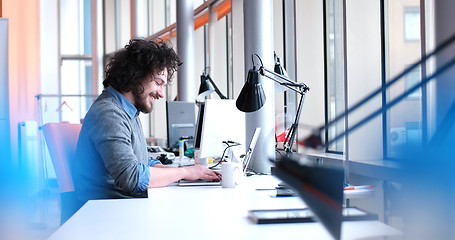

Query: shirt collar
[[105, 86, 140, 119]]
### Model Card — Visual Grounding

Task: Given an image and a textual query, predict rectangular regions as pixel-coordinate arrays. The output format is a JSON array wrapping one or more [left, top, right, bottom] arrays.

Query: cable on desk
[[209, 141, 240, 169]]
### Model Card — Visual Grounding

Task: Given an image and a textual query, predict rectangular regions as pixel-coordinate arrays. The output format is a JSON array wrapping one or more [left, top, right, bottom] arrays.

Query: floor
[[1, 181, 61, 240]]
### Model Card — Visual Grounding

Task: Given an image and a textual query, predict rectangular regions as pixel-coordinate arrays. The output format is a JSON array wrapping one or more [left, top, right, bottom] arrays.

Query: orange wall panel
[[3, 0, 40, 164]]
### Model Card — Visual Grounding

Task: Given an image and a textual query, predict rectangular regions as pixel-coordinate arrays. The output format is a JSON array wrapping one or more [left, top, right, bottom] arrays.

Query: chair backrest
[[42, 123, 82, 193]]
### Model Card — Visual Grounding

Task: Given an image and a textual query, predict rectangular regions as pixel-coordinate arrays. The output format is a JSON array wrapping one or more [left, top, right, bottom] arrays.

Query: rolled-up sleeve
[[148, 159, 161, 166], [133, 163, 150, 192]]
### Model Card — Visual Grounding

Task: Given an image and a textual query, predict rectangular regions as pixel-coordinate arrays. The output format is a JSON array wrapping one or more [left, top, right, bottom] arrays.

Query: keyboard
[[177, 179, 221, 186]]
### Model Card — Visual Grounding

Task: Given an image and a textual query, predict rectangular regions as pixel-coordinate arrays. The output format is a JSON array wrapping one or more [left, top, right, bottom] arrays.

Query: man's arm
[[148, 164, 221, 188]]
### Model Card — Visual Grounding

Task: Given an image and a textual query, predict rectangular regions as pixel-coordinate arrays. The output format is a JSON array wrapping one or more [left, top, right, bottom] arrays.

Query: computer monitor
[[194, 99, 245, 159], [166, 101, 196, 149], [193, 102, 205, 150]]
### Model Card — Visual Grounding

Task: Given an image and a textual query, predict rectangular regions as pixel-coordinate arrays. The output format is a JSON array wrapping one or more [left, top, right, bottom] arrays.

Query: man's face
[[134, 68, 168, 113]]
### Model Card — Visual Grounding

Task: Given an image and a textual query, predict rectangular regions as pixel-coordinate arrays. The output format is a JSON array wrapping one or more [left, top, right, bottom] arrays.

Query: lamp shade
[[274, 60, 285, 75], [197, 74, 215, 99], [236, 68, 266, 112]]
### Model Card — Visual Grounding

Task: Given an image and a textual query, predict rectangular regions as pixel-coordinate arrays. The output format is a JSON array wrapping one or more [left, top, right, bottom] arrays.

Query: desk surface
[[48, 175, 401, 240]]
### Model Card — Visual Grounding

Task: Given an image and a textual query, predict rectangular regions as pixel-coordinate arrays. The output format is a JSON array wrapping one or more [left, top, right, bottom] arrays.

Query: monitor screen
[[193, 102, 205, 150], [166, 101, 196, 149], [196, 99, 245, 159]]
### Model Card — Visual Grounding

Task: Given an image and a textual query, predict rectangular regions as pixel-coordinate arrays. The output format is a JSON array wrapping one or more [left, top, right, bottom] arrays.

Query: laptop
[[241, 128, 261, 173], [177, 128, 261, 186]]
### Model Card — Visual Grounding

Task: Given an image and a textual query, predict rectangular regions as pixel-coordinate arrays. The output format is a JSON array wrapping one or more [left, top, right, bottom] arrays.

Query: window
[[325, 0, 346, 153], [404, 7, 420, 41], [39, 0, 94, 124], [404, 65, 422, 99], [319, 0, 428, 161], [386, 1, 424, 158]]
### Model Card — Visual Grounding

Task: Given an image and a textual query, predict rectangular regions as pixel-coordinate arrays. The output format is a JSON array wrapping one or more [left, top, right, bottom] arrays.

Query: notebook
[[177, 127, 261, 186]]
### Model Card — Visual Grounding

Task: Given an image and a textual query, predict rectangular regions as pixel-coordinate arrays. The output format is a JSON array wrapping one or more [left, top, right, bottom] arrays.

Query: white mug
[[221, 162, 242, 188]]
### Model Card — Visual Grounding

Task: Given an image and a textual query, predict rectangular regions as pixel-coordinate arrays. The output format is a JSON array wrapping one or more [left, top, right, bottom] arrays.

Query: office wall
[[2, 0, 40, 166]]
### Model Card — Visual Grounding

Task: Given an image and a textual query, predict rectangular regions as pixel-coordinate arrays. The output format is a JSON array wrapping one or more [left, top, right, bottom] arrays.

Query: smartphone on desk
[[248, 207, 378, 224]]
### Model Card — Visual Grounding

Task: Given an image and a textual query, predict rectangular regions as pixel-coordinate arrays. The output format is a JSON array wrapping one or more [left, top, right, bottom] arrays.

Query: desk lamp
[[236, 54, 345, 239], [236, 54, 310, 155], [197, 69, 228, 99], [283, 34, 455, 240]]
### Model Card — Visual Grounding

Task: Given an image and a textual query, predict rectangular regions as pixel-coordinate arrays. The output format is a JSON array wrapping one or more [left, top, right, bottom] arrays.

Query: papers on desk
[[344, 184, 374, 191], [344, 184, 375, 199]]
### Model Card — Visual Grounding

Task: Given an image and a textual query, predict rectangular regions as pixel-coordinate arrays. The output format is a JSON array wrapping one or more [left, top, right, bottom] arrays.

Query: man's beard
[[133, 89, 153, 114]]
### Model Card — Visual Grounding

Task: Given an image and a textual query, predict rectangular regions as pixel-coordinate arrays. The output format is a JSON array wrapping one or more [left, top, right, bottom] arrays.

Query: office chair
[[42, 122, 83, 225]]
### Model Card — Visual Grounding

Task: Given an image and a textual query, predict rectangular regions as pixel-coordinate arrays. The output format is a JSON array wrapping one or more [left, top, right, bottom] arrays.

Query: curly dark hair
[[103, 38, 181, 94]]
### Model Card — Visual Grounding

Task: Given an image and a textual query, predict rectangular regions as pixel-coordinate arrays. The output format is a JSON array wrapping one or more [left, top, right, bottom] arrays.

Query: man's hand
[[182, 164, 222, 181], [148, 164, 221, 188]]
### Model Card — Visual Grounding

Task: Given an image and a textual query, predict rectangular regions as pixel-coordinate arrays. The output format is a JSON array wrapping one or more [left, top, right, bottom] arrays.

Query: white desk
[[48, 175, 401, 240]]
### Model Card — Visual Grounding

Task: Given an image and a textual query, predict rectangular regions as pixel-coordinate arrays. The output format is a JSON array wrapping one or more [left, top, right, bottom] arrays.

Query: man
[[74, 39, 221, 202]]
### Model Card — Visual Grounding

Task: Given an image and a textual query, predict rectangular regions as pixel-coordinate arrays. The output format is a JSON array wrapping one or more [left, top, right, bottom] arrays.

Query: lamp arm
[[255, 65, 310, 154], [260, 67, 310, 93], [207, 75, 228, 99], [284, 91, 307, 154]]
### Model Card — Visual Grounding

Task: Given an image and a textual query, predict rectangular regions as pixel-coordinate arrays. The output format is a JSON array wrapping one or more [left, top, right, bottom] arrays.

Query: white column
[[243, 0, 275, 173], [176, 0, 195, 102], [132, 0, 148, 38]]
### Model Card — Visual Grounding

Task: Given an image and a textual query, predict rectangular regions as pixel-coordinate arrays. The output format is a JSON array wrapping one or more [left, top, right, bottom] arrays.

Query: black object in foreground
[[274, 155, 345, 240]]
